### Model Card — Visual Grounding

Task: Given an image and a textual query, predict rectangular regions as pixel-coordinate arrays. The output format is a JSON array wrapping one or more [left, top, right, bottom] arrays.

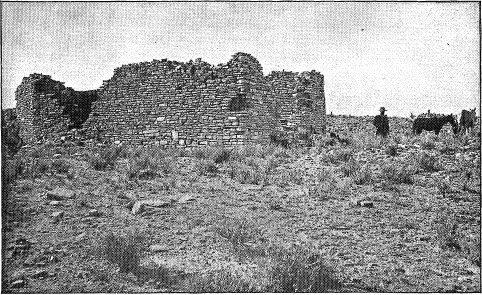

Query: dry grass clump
[[88, 145, 126, 170], [3, 157, 25, 188], [460, 234, 481, 267], [195, 159, 218, 176], [353, 164, 373, 185], [322, 148, 354, 164], [214, 216, 267, 248], [51, 158, 71, 174], [433, 208, 460, 250], [381, 162, 415, 184], [188, 265, 263, 292], [416, 151, 443, 172], [266, 243, 342, 292], [205, 217, 342, 292], [229, 162, 266, 185], [126, 148, 173, 179], [385, 144, 398, 156], [349, 132, 381, 150], [95, 229, 149, 273]]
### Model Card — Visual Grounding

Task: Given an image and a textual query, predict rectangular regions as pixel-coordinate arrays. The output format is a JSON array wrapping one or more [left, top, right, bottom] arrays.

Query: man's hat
[[380, 107, 387, 112]]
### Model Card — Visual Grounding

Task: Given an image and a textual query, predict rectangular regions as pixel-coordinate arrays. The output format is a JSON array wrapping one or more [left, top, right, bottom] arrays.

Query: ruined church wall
[[83, 53, 278, 147]]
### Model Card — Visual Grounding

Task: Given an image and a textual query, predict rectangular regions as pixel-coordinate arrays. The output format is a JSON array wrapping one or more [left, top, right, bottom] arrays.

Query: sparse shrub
[[126, 148, 172, 179], [460, 234, 481, 266], [212, 147, 231, 163], [195, 159, 218, 176], [436, 178, 451, 198], [433, 207, 460, 250], [51, 159, 70, 174], [353, 165, 372, 185], [416, 151, 442, 172], [381, 162, 414, 184], [420, 139, 436, 150], [322, 148, 354, 164], [229, 162, 265, 184], [96, 230, 148, 273], [385, 144, 398, 156], [189, 266, 262, 292], [340, 158, 359, 177], [266, 243, 342, 292], [3, 157, 25, 187], [214, 216, 266, 248]]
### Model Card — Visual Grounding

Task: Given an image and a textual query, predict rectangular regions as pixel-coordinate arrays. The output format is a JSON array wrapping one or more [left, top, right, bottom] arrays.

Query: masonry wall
[[14, 74, 97, 143], [267, 71, 326, 137], [83, 53, 280, 147], [15, 53, 325, 147]]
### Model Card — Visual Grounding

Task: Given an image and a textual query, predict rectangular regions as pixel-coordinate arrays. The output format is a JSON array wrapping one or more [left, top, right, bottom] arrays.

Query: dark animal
[[412, 114, 458, 135], [459, 108, 477, 135], [373, 114, 389, 137]]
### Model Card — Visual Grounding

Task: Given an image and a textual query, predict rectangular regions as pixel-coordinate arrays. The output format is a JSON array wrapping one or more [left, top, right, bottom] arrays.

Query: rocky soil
[[2, 115, 480, 292]]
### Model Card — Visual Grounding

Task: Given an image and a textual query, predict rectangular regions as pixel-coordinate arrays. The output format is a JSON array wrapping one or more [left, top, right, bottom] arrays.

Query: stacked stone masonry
[[15, 53, 325, 147]]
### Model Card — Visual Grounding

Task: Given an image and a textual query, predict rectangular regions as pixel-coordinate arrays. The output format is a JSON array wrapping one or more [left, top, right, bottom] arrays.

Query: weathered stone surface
[[16, 53, 325, 147], [46, 188, 75, 200], [131, 199, 172, 215]]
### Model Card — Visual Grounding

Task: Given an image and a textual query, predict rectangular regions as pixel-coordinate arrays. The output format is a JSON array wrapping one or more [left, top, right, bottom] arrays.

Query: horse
[[459, 108, 477, 135], [412, 114, 458, 135]]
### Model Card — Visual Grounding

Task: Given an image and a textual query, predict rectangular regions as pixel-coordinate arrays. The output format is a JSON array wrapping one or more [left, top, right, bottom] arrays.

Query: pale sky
[[1, 2, 480, 117]]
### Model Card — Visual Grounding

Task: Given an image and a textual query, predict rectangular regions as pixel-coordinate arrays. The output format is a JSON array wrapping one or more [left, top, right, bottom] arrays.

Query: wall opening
[[229, 94, 249, 111]]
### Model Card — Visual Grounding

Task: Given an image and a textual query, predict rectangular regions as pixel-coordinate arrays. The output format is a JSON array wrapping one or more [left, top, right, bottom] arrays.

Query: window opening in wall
[[297, 92, 313, 109], [229, 94, 249, 111]]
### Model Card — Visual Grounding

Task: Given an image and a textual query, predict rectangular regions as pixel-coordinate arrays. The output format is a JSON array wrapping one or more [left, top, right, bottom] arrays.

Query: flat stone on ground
[[46, 188, 75, 200]]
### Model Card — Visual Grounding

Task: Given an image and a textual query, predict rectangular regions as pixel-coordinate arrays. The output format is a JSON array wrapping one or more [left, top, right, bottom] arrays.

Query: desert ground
[[2, 115, 480, 293]]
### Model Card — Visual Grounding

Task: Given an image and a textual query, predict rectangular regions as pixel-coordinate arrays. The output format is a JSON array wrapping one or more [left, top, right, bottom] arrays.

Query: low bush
[[88, 146, 121, 171], [195, 159, 218, 176], [353, 165, 372, 185], [229, 162, 265, 185], [385, 144, 398, 156], [416, 151, 442, 172], [461, 234, 481, 266], [340, 158, 359, 177], [420, 139, 436, 150], [321, 148, 354, 164], [433, 208, 460, 250], [51, 159, 70, 174], [96, 230, 149, 273], [381, 162, 414, 184], [266, 244, 342, 292]]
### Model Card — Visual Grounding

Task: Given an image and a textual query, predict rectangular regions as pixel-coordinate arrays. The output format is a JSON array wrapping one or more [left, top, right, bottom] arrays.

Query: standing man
[[373, 107, 389, 138]]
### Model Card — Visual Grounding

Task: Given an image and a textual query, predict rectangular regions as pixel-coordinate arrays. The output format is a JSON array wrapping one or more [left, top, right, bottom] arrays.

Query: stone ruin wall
[[14, 74, 98, 144], [14, 53, 326, 147]]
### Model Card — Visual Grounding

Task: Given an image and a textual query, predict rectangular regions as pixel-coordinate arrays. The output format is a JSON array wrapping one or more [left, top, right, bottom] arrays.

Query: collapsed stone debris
[[12, 52, 326, 148]]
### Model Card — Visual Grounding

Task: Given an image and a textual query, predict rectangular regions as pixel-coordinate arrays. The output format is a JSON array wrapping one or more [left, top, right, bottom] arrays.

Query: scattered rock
[[360, 201, 374, 208], [150, 244, 169, 252], [177, 194, 196, 204], [31, 270, 48, 279], [46, 188, 75, 200], [131, 199, 172, 215], [131, 202, 146, 215], [11, 280, 26, 288], [88, 209, 101, 217], [51, 211, 64, 222]]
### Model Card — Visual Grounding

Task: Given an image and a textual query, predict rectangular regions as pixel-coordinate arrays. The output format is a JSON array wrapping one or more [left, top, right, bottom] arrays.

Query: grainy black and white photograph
[[1, 1, 480, 293]]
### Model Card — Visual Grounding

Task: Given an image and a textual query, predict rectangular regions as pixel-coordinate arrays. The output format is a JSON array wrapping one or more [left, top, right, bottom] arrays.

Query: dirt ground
[[2, 115, 480, 292]]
